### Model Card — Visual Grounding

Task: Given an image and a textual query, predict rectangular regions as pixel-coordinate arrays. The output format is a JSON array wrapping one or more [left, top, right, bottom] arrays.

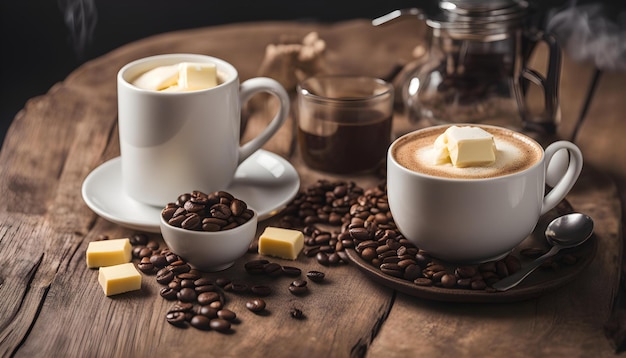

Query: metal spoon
[[492, 213, 594, 292]]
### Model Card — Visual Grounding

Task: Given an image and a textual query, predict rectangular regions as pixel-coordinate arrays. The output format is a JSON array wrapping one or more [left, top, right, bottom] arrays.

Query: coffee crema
[[391, 126, 543, 179]]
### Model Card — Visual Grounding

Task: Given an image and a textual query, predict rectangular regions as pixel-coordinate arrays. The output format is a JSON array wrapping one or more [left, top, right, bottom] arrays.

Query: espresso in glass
[[391, 125, 543, 179]]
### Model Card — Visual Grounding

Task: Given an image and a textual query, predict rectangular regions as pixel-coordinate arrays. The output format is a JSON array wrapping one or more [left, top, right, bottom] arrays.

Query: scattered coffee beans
[[104, 179, 584, 336], [246, 299, 267, 313], [288, 279, 308, 295], [279, 179, 583, 292], [162, 190, 254, 231], [289, 307, 305, 320], [306, 271, 325, 283]]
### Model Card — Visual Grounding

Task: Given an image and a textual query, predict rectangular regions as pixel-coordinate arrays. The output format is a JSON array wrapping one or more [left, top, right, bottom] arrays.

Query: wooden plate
[[345, 201, 597, 303]]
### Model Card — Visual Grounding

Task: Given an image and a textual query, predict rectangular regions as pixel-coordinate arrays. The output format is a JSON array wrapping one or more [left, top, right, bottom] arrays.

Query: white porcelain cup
[[117, 54, 289, 206], [387, 124, 583, 263]]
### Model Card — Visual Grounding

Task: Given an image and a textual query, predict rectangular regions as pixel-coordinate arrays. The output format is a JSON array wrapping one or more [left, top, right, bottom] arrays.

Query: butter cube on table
[[86, 238, 132, 268], [258, 227, 304, 260], [98, 263, 142, 296], [442, 126, 496, 167]]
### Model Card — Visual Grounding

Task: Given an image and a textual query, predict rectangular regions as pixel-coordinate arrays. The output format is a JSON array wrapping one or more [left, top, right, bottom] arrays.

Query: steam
[[57, 0, 98, 60], [547, 1, 626, 72]]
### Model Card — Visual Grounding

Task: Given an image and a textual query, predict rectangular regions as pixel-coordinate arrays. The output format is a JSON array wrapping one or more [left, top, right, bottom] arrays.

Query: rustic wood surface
[[0, 20, 624, 357]]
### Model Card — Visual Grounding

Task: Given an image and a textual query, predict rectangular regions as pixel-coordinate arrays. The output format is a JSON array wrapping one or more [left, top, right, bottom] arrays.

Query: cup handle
[[541, 141, 583, 215], [237, 77, 290, 164]]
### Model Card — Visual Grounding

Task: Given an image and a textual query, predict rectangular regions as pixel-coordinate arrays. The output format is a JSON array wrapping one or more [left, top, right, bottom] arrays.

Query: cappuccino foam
[[392, 126, 542, 179]]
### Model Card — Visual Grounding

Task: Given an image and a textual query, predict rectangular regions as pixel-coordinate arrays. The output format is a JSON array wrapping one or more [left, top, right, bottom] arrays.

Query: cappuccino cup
[[387, 124, 583, 263], [117, 54, 289, 206]]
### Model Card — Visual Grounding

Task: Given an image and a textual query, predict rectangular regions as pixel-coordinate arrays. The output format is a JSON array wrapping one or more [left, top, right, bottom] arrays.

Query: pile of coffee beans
[[161, 190, 254, 231], [97, 232, 327, 332], [279, 179, 581, 291]]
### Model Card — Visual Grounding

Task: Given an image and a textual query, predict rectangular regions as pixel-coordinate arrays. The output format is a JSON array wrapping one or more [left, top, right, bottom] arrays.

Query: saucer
[[345, 200, 597, 303], [81, 150, 300, 233]]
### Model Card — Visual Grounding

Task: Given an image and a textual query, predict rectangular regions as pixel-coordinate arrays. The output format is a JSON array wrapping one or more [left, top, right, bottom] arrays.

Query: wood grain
[[0, 19, 623, 358]]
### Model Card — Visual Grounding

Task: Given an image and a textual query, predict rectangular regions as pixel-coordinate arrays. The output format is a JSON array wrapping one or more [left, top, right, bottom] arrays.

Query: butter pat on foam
[[86, 238, 132, 268], [98, 263, 142, 296], [258, 227, 304, 260], [433, 126, 496, 167], [132, 62, 217, 92]]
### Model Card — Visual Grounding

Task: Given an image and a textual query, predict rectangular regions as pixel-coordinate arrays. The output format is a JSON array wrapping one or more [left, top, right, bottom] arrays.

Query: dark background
[[1, 0, 622, 146], [0, 0, 420, 145]]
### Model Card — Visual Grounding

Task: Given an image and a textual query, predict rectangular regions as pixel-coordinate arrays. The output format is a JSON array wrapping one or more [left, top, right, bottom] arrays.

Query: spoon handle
[[492, 246, 561, 291]]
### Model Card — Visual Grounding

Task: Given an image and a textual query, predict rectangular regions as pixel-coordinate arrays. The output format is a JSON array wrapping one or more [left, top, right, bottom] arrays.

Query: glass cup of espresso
[[296, 75, 394, 174]]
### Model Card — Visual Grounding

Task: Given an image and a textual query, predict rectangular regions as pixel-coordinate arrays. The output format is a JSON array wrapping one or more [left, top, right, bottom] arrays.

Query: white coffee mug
[[387, 124, 583, 263], [117, 54, 289, 206]]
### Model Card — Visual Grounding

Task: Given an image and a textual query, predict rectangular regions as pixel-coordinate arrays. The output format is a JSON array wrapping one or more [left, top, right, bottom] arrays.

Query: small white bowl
[[159, 210, 258, 272]]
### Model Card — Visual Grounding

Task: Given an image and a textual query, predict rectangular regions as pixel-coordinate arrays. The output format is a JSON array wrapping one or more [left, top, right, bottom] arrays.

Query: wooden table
[[1, 20, 624, 357]]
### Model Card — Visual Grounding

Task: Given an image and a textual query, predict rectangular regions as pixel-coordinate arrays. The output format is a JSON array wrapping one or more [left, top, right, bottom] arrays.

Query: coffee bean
[[138, 247, 152, 259], [306, 270, 325, 283], [165, 253, 180, 263], [414, 278, 433, 286], [160, 287, 178, 300], [217, 309, 237, 321], [246, 299, 266, 313], [181, 213, 201, 230], [168, 262, 191, 275], [137, 257, 155, 274], [328, 252, 341, 265], [250, 285, 272, 296], [209, 301, 224, 309], [230, 199, 247, 216], [150, 254, 168, 268], [403, 264, 422, 281], [195, 284, 218, 293], [180, 279, 195, 288], [198, 306, 218, 318], [263, 262, 283, 277], [281, 266, 302, 277], [177, 288, 197, 303], [289, 307, 305, 320], [190, 315, 211, 330], [504, 255, 521, 273], [156, 270, 175, 285], [130, 233, 149, 246], [169, 301, 194, 313], [441, 273, 456, 288], [316, 252, 330, 266], [215, 277, 231, 287], [197, 291, 220, 305], [245, 260, 269, 275], [455, 266, 477, 278], [178, 271, 201, 280], [225, 281, 249, 294], [471, 280, 487, 290], [168, 280, 182, 291], [289, 280, 308, 295], [166, 311, 187, 327], [210, 318, 231, 332]]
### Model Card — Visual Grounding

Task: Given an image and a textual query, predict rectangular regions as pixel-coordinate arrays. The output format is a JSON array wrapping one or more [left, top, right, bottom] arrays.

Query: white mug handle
[[237, 77, 290, 163], [541, 141, 583, 215]]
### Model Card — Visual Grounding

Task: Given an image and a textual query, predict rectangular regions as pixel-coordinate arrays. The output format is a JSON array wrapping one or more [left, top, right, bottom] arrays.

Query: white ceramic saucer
[[81, 150, 300, 233]]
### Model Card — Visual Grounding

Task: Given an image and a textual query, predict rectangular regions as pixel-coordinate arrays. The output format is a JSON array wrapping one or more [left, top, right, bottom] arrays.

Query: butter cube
[[98, 263, 142, 296], [434, 126, 496, 167], [258, 227, 304, 260], [131, 64, 179, 91], [86, 238, 132, 268], [178, 62, 217, 90], [432, 131, 451, 165]]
